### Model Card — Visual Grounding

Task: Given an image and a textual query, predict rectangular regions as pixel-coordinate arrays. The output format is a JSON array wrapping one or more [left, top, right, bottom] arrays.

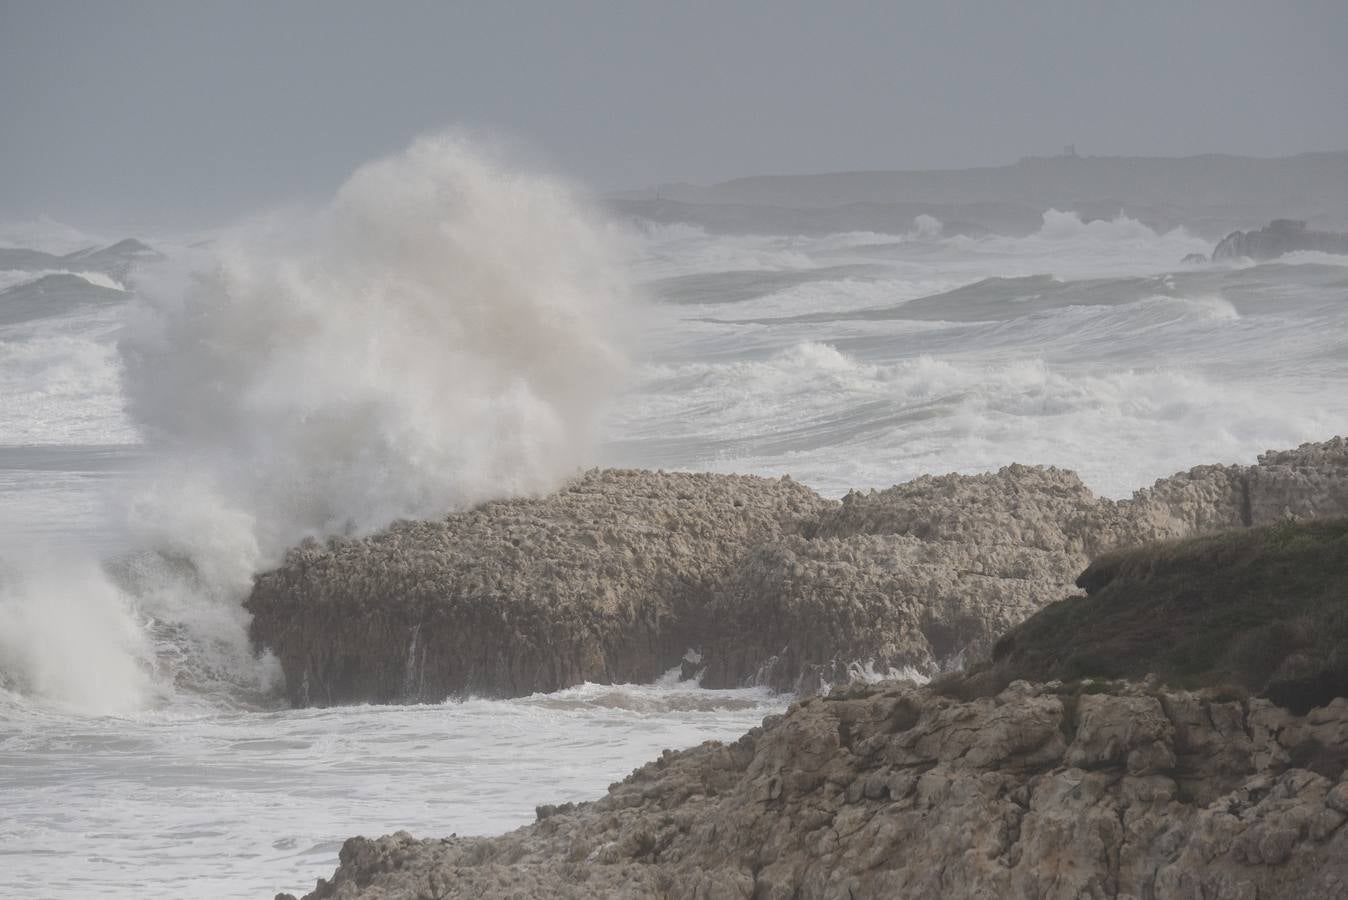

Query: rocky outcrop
[[247, 439, 1348, 705], [285, 680, 1348, 900], [1245, 437, 1348, 523], [1212, 219, 1348, 260], [1126, 437, 1348, 533], [247, 470, 829, 705]]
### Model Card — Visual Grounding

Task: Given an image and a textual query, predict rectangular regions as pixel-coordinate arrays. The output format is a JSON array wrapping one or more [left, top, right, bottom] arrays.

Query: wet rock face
[[1212, 218, 1348, 260], [288, 682, 1348, 900], [248, 440, 1348, 706]]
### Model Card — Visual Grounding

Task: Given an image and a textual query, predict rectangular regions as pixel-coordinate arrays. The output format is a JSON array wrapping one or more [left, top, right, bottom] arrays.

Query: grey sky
[[2, 0, 1346, 228]]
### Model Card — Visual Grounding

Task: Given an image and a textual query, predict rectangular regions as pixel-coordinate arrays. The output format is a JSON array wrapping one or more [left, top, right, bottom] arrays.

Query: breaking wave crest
[[0, 134, 633, 713]]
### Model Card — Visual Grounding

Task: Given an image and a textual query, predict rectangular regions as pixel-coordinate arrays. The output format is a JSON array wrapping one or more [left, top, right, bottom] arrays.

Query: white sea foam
[[610, 338, 1344, 499], [0, 678, 783, 898], [0, 309, 138, 446], [910, 214, 943, 238]]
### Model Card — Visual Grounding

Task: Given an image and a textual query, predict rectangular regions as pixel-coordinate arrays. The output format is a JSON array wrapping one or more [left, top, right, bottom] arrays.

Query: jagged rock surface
[[1211, 219, 1348, 260], [248, 439, 1348, 705], [287, 681, 1348, 900], [247, 470, 828, 705]]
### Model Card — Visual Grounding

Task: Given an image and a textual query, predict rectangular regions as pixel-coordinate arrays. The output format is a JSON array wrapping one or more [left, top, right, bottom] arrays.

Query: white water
[[608, 212, 1347, 497], [3, 143, 1348, 897], [0, 680, 780, 899]]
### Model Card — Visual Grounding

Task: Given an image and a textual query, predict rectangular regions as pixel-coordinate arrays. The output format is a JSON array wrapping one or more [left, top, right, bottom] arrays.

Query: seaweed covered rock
[[287, 681, 1348, 900]]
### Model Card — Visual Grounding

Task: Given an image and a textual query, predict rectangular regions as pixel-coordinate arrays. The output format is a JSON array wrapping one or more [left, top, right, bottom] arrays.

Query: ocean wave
[[607, 340, 1344, 499], [1, 133, 635, 713], [0, 307, 138, 445], [0, 269, 124, 293]]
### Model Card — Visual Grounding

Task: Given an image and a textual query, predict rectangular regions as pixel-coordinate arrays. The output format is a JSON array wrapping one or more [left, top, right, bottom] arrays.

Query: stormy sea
[[3, 140, 1348, 898]]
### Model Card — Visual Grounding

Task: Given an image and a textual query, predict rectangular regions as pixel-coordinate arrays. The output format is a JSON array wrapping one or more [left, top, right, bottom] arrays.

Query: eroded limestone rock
[[248, 439, 1348, 705], [287, 683, 1348, 900]]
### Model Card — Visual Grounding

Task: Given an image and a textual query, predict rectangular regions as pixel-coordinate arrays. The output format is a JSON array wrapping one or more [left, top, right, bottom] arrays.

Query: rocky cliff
[[247, 438, 1348, 705], [286, 679, 1348, 900], [1212, 219, 1348, 260]]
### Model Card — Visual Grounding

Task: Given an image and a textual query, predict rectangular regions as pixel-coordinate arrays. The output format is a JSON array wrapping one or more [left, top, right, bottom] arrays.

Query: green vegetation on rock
[[968, 517, 1348, 712]]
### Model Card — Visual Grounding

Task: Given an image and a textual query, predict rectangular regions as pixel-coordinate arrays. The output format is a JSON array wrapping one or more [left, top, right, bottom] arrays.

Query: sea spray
[[0, 134, 633, 711], [0, 550, 154, 712]]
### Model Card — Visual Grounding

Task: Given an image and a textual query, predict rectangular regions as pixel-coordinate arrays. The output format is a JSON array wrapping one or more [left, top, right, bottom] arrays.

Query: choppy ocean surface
[[3, 195, 1348, 897]]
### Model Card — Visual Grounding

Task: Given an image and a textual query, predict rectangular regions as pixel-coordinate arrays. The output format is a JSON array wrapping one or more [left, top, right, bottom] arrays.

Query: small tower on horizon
[[1064, 144, 1078, 158]]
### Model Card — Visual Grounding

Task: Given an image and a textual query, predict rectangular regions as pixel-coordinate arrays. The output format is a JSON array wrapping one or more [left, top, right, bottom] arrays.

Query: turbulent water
[[3, 140, 1348, 898]]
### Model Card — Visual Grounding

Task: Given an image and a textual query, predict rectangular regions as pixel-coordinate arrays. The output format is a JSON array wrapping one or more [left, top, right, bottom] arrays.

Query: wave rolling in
[[0, 134, 633, 713]]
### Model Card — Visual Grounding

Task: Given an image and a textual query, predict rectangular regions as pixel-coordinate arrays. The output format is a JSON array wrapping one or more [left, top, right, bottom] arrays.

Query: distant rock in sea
[[1181, 251, 1208, 264], [1212, 219, 1348, 261]]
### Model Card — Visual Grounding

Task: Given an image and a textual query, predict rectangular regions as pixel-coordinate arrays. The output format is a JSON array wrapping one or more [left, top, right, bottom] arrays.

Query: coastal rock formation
[[703, 464, 1178, 692], [247, 470, 829, 705], [248, 439, 1348, 705], [247, 465, 1154, 705], [1244, 437, 1348, 523], [1211, 219, 1348, 260], [287, 680, 1348, 900]]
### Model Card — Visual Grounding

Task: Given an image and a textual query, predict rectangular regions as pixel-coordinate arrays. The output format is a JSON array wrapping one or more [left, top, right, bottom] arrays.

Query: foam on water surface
[[0, 682, 785, 899]]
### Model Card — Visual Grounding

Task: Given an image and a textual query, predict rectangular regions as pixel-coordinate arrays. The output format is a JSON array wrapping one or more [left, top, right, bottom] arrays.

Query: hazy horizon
[[3, 1, 1347, 229]]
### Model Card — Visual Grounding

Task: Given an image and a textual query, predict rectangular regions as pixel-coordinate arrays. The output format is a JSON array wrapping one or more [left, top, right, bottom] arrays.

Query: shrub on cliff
[[965, 517, 1348, 712]]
